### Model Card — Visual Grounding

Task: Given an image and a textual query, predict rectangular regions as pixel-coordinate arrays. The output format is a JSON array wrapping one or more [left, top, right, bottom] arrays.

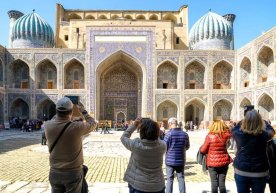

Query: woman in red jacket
[[200, 120, 232, 193]]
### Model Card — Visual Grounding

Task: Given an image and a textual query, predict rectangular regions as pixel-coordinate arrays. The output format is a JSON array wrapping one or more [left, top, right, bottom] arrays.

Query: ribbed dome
[[11, 11, 54, 48], [189, 11, 233, 50]]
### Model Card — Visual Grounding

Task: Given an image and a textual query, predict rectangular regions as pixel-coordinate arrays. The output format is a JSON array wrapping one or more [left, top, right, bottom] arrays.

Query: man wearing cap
[[164, 117, 190, 193], [45, 97, 97, 193]]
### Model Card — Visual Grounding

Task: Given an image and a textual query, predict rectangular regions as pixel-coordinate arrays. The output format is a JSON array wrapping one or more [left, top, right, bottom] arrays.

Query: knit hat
[[56, 97, 73, 112]]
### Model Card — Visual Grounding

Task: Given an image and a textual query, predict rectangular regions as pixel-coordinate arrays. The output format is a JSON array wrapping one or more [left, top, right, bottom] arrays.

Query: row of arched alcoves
[[0, 58, 84, 89], [156, 93, 275, 124], [0, 92, 274, 124], [66, 13, 178, 23]]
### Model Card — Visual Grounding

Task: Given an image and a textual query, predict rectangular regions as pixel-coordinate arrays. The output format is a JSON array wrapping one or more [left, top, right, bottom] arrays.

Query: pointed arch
[[257, 45, 274, 83], [162, 13, 177, 23], [10, 98, 29, 119], [149, 14, 158, 20], [240, 57, 251, 88], [157, 100, 178, 122], [239, 97, 252, 119], [157, 60, 178, 89], [36, 59, 57, 89], [185, 60, 205, 89], [85, 15, 95, 19], [36, 98, 56, 120], [185, 98, 205, 126], [258, 93, 274, 121], [96, 51, 144, 120], [9, 59, 30, 89], [124, 15, 133, 20], [213, 60, 233, 89], [64, 59, 84, 89], [213, 99, 233, 121], [136, 15, 146, 20], [68, 13, 82, 20], [98, 15, 107, 19], [111, 15, 119, 19]]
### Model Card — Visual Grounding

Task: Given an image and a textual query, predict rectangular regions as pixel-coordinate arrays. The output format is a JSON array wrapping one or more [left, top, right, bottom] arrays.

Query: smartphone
[[66, 96, 79, 105]]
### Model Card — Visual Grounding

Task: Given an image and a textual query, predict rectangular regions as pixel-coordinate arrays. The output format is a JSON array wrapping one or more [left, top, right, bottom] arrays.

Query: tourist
[[101, 121, 110, 134], [45, 97, 97, 193], [160, 121, 166, 139], [267, 125, 276, 193], [200, 120, 232, 193], [121, 118, 166, 193], [164, 117, 190, 193], [41, 121, 47, 145], [232, 109, 274, 193]]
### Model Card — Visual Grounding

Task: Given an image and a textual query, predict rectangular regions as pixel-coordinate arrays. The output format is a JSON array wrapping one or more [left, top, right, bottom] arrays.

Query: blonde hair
[[209, 120, 229, 135], [241, 110, 265, 136]]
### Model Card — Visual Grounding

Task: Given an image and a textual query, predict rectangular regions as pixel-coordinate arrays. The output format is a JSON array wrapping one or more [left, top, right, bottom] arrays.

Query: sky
[[0, 0, 276, 49]]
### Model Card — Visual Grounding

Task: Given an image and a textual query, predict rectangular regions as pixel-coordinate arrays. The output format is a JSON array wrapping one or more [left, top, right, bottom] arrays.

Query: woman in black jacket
[[232, 110, 274, 193]]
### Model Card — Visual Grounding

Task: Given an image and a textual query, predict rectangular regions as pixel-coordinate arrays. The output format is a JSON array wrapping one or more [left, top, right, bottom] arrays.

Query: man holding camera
[[45, 97, 97, 193]]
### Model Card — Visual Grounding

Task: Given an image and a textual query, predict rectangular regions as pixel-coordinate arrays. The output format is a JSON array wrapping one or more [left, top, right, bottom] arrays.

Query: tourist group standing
[[44, 97, 276, 193]]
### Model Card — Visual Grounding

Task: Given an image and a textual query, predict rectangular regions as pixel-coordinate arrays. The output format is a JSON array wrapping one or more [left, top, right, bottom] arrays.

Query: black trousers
[[208, 166, 228, 193]]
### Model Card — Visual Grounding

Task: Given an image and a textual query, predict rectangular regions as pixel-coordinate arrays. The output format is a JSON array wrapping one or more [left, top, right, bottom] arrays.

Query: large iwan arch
[[96, 51, 144, 121]]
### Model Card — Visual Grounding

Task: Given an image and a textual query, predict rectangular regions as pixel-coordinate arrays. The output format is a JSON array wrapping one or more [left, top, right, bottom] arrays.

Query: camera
[[244, 105, 254, 116], [66, 96, 79, 105]]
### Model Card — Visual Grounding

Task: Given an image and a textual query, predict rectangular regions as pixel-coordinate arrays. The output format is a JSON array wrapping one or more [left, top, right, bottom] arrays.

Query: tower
[[7, 10, 24, 48]]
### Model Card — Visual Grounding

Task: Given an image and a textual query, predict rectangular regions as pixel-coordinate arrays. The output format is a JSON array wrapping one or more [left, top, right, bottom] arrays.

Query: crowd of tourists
[[9, 117, 43, 132], [43, 96, 276, 193]]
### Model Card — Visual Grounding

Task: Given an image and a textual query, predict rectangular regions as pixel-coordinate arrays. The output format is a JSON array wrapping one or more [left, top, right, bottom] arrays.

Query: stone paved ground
[[0, 129, 271, 192]]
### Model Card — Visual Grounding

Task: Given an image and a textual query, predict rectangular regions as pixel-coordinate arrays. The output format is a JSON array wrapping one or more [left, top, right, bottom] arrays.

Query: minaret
[[7, 10, 24, 48], [223, 14, 236, 50]]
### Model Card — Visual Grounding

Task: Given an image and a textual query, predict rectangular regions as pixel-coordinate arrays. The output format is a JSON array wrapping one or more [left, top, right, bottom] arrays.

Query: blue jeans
[[234, 173, 267, 193], [128, 184, 165, 193], [166, 165, 185, 193], [208, 166, 228, 193]]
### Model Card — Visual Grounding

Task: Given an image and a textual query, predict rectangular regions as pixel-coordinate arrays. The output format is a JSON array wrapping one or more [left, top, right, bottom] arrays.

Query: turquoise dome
[[11, 11, 54, 48], [189, 11, 233, 50]]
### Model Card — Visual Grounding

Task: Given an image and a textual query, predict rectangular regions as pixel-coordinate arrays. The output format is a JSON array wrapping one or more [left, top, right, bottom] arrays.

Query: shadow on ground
[[0, 138, 40, 154]]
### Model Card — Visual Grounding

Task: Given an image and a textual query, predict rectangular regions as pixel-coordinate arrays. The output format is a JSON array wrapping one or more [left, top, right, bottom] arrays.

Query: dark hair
[[139, 119, 160, 140], [56, 110, 73, 118]]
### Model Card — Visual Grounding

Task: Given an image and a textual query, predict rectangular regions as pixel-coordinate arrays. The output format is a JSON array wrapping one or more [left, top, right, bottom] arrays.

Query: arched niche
[[98, 15, 107, 19], [124, 15, 133, 19], [257, 46, 274, 83], [68, 13, 82, 20], [0, 100, 3, 124], [64, 59, 84, 89], [258, 94, 274, 121], [157, 61, 178, 89], [36, 59, 57, 89], [157, 100, 178, 122], [9, 59, 30, 89], [149, 14, 158, 20], [37, 99, 56, 121], [185, 61, 205, 89], [85, 15, 95, 19], [10, 98, 29, 119], [213, 61, 233, 89], [96, 51, 143, 121], [213, 99, 232, 121], [111, 15, 119, 19], [240, 57, 251, 88], [239, 98, 251, 119], [163, 14, 177, 23], [185, 99, 205, 126], [136, 15, 146, 20]]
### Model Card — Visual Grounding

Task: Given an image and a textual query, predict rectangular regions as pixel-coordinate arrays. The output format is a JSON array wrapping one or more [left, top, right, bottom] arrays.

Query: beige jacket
[[45, 114, 97, 171], [121, 125, 166, 192]]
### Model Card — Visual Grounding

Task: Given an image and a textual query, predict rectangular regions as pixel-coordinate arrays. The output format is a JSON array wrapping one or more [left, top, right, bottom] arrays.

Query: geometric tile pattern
[[258, 94, 274, 120], [157, 100, 177, 121], [157, 61, 177, 89], [213, 99, 232, 120], [185, 61, 205, 89]]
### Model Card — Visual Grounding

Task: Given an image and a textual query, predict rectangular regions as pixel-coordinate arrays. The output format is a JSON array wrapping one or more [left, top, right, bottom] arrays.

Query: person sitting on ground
[[121, 118, 166, 193], [200, 120, 232, 193]]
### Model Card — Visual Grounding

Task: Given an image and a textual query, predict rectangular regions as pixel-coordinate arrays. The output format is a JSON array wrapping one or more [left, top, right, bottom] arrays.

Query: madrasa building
[[0, 3, 275, 127]]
